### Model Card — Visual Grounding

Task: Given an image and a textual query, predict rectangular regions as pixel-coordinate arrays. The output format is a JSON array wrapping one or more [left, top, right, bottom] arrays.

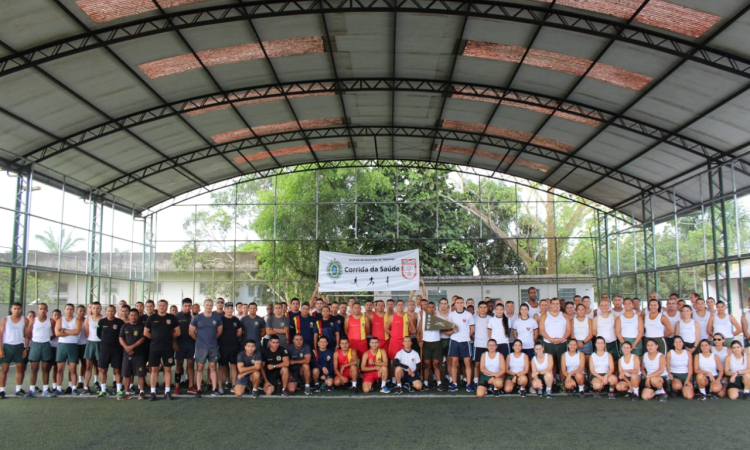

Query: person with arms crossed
[[538, 298, 572, 382], [144, 299, 180, 401], [53, 303, 83, 396], [708, 300, 741, 345]]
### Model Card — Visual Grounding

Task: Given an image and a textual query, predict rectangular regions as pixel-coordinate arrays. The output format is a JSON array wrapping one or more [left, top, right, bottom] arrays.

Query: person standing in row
[[145, 300, 180, 401], [26, 303, 54, 397], [0, 303, 29, 398]]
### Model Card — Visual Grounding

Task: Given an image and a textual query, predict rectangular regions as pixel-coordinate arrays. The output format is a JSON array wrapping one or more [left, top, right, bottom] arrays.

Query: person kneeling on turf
[[312, 336, 335, 392], [288, 334, 312, 396], [393, 336, 423, 394], [361, 337, 389, 394], [262, 335, 290, 396], [333, 338, 358, 390], [235, 340, 262, 398]]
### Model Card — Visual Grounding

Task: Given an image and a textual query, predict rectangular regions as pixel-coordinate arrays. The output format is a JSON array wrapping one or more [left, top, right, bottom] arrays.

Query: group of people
[[1, 282, 749, 402]]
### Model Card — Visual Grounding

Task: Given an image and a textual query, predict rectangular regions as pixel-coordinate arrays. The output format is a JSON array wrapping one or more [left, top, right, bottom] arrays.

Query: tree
[[35, 227, 83, 254]]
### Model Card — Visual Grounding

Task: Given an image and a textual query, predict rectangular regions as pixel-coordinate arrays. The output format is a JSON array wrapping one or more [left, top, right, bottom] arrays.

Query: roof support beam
[[16, 78, 728, 166], [3, 1, 749, 80]]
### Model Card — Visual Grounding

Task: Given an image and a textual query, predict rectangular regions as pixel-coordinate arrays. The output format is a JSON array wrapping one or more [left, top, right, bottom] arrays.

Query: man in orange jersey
[[361, 337, 390, 394], [386, 300, 415, 361], [344, 303, 369, 358], [333, 337, 358, 390], [371, 300, 389, 351]]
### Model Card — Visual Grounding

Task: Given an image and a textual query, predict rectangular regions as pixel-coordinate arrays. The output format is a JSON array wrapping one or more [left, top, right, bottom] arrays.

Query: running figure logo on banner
[[318, 250, 420, 292]]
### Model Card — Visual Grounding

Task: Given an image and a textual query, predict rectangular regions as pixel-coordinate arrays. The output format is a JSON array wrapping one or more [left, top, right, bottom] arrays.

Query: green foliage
[[172, 167, 598, 302], [34, 227, 84, 254]]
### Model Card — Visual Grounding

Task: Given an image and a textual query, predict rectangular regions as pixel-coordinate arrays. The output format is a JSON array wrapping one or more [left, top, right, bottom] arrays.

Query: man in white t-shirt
[[417, 301, 443, 391], [447, 297, 474, 393], [472, 301, 490, 388], [393, 337, 423, 394]]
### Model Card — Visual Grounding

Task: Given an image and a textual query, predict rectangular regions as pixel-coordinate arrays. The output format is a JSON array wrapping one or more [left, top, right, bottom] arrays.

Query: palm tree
[[35, 227, 84, 253]]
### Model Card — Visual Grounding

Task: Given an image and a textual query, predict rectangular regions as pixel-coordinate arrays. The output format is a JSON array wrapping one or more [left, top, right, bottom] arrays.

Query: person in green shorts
[[417, 301, 444, 391], [27, 303, 56, 397], [54, 304, 84, 396], [82, 302, 103, 395], [0, 302, 29, 399], [539, 298, 572, 381]]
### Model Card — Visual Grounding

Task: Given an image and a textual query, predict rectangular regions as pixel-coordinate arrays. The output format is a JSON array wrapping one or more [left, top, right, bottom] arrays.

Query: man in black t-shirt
[[174, 298, 195, 395], [262, 335, 290, 396], [96, 305, 125, 399], [234, 340, 263, 398], [119, 309, 147, 400], [144, 300, 179, 401], [219, 302, 242, 392]]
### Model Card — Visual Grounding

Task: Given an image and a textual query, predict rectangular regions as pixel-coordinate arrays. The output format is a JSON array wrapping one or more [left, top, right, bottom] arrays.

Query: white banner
[[318, 250, 420, 292]]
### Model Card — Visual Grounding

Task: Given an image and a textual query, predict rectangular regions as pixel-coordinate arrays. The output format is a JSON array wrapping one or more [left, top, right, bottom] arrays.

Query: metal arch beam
[[16, 77, 730, 166], [2, 1, 750, 80], [142, 159, 620, 217], [97, 124, 684, 206]]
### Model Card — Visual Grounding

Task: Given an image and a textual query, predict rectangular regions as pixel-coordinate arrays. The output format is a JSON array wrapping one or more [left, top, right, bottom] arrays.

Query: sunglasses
[[713, 338, 724, 341]]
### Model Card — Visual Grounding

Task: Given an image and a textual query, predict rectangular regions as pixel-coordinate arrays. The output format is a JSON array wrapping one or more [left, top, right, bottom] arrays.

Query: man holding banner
[[419, 301, 453, 391]]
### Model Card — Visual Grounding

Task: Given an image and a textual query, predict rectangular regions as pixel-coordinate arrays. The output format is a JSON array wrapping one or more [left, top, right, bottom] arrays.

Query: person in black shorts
[[219, 302, 242, 392], [144, 300, 179, 401], [262, 335, 290, 396], [96, 305, 125, 398], [235, 340, 263, 398], [119, 309, 147, 400], [174, 298, 195, 395], [288, 333, 312, 396]]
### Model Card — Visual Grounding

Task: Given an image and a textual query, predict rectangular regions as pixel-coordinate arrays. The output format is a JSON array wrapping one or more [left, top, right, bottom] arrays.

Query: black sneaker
[[63, 387, 72, 395], [436, 384, 445, 392], [659, 393, 668, 402], [94, 381, 100, 390], [252, 389, 259, 399], [138, 391, 147, 400], [15, 389, 26, 397], [494, 389, 502, 397], [211, 390, 220, 397], [394, 386, 403, 395], [165, 392, 174, 400], [744, 392, 750, 400], [282, 389, 290, 397], [82, 387, 92, 395], [545, 391, 553, 399], [224, 382, 231, 392], [312, 384, 321, 393], [631, 395, 639, 402], [699, 393, 707, 401], [346, 383, 356, 391], [0, 391, 5, 399], [422, 383, 429, 392], [76, 382, 84, 390], [519, 389, 526, 398], [405, 383, 415, 393], [195, 390, 202, 398], [149, 393, 157, 402]]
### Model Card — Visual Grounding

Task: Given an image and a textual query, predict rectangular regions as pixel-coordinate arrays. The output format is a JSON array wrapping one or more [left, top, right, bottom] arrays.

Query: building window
[[427, 290, 447, 304], [56, 282, 68, 294], [557, 288, 577, 301]]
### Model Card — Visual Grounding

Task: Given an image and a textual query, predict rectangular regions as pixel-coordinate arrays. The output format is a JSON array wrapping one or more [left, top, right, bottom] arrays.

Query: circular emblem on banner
[[327, 259, 343, 280]]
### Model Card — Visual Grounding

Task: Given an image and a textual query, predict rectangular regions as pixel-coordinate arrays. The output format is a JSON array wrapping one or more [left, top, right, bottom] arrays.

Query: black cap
[[224, 302, 233, 307]]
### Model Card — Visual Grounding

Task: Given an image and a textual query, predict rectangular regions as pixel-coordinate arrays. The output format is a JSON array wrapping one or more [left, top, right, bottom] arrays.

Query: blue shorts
[[472, 346, 488, 363], [403, 372, 421, 384], [175, 346, 195, 361], [448, 341, 472, 359]]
